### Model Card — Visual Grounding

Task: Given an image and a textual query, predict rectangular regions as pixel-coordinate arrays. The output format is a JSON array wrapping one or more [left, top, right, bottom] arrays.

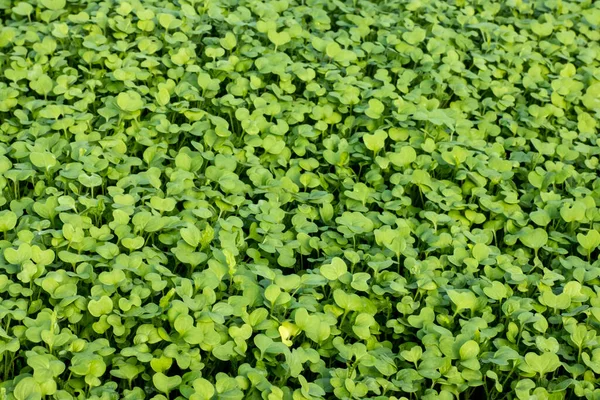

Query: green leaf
[[191, 378, 215, 400], [531, 21, 553, 37], [220, 32, 237, 50], [363, 130, 388, 154], [268, 30, 291, 47], [88, 296, 114, 317], [320, 257, 347, 281], [352, 313, 375, 339], [12, 2, 33, 16], [577, 230, 600, 251], [519, 228, 548, 250], [365, 99, 384, 119], [582, 83, 600, 111], [0, 210, 17, 231], [401, 346, 422, 364], [483, 282, 508, 301], [530, 209, 551, 226], [254, 334, 273, 355], [447, 290, 478, 313], [181, 224, 201, 248], [402, 27, 426, 44], [117, 91, 145, 113], [459, 340, 480, 360], [389, 146, 417, 168], [150, 356, 173, 373], [523, 352, 561, 377], [30, 152, 57, 170], [153, 372, 182, 395], [4, 244, 31, 265], [14, 377, 42, 400], [40, 0, 66, 10]]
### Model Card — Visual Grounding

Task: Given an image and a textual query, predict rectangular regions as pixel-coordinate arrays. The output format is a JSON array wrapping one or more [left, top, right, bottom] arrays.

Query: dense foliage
[[1, 0, 600, 399]]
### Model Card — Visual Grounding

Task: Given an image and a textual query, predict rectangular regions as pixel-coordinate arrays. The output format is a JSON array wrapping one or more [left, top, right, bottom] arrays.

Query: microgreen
[[0, 0, 599, 399]]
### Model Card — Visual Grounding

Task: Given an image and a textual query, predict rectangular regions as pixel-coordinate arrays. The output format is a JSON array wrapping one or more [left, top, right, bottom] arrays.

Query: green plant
[[0, 0, 600, 399]]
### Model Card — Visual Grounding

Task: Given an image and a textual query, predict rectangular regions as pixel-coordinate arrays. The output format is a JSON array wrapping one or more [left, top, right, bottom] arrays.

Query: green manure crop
[[0, 0, 600, 399]]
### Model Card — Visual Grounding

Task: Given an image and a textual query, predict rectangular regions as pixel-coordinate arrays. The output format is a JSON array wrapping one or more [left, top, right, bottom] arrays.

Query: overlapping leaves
[[1, 0, 600, 399]]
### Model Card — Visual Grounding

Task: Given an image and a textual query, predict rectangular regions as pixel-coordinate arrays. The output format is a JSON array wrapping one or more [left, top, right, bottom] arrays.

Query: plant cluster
[[1, 0, 600, 399]]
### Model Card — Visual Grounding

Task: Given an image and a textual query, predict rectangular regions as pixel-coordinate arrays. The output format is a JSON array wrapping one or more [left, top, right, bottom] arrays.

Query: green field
[[1, 0, 600, 399]]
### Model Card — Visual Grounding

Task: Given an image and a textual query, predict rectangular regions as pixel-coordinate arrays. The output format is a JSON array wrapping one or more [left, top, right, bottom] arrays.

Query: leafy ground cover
[[1, 0, 600, 399]]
